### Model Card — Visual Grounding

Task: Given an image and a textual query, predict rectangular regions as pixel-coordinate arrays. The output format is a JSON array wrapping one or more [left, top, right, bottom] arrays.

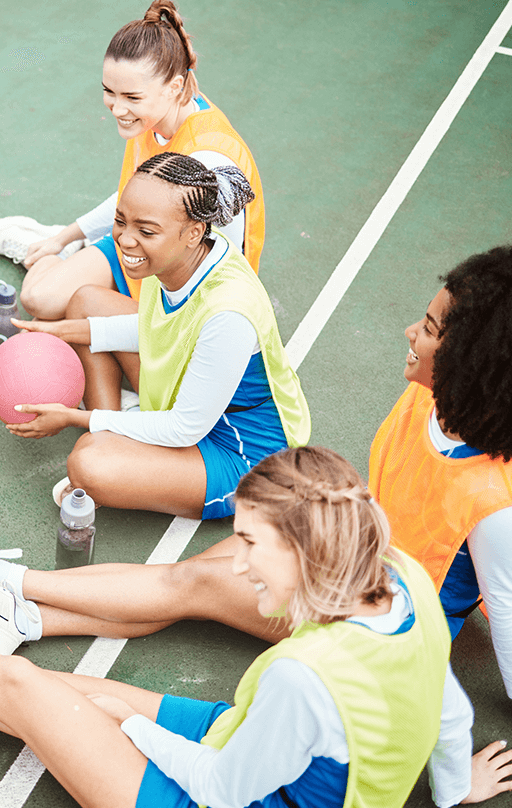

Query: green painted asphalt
[[1, 0, 512, 804]]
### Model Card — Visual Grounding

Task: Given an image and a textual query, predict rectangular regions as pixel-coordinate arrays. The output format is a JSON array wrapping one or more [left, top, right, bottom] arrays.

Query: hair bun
[[144, 0, 176, 24], [213, 166, 255, 227]]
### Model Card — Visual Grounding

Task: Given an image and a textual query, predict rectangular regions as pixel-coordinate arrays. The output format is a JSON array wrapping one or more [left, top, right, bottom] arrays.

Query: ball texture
[[0, 332, 85, 424]]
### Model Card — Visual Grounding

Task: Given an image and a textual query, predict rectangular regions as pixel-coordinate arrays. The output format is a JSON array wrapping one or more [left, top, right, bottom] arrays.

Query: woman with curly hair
[[369, 245, 512, 698], [0, 447, 509, 807]]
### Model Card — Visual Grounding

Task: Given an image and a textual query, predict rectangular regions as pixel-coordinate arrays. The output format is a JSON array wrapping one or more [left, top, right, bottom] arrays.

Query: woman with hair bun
[[7, 153, 309, 519], [2, 0, 264, 320], [0, 447, 509, 807]]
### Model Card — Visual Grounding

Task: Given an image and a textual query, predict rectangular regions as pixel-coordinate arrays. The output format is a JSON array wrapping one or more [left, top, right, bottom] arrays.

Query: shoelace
[[0, 580, 41, 626], [2, 241, 28, 263]]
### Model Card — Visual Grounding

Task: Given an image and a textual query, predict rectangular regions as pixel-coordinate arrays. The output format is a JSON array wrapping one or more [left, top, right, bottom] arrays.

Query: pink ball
[[0, 332, 85, 424]]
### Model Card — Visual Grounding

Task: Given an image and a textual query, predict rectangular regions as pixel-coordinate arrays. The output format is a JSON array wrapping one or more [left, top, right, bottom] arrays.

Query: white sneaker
[[121, 389, 140, 412], [0, 216, 84, 264], [0, 583, 41, 654], [52, 476, 73, 506]]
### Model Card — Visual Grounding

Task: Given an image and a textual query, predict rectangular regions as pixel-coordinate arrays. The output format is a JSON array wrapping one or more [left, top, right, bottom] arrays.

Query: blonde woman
[[0, 448, 509, 807]]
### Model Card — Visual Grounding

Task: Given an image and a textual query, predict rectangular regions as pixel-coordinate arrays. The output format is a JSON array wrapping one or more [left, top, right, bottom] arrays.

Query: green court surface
[[1, 0, 512, 805]]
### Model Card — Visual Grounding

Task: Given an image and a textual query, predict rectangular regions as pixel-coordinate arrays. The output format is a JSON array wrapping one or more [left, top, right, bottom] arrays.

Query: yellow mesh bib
[[137, 234, 310, 449], [200, 550, 450, 808]]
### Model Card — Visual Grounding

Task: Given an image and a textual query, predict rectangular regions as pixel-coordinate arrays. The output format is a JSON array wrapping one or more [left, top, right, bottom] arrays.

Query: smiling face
[[404, 287, 451, 389], [232, 500, 301, 619], [102, 58, 184, 140], [112, 173, 206, 289]]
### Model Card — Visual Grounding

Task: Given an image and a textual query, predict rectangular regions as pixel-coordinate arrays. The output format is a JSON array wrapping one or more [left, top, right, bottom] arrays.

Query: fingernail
[[501, 740, 507, 747], [13, 405, 22, 411]]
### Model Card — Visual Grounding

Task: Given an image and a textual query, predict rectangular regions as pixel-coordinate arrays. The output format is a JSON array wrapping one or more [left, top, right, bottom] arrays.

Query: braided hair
[[432, 245, 512, 461], [236, 446, 396, 626], [135, 152, 255, 240], [105, 1, 198, 104]]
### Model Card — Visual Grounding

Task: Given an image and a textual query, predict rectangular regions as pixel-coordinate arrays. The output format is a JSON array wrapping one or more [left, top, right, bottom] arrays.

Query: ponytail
[[135, 152, 255, 240], [105, 1, 198, 104]]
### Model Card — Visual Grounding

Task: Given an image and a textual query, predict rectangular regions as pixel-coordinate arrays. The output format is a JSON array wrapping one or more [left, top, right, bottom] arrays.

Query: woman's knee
[[68, 432, 109, 496], [65, 285, 107, 319], [0, 654, 36, 692], [20, 257, 63, 316]]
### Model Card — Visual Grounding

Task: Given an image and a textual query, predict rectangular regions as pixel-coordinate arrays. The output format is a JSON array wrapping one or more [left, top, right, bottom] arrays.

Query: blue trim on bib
[[438, 443, 482, 639], [92, 235, 131, 297], [195, 94, 210, 111], [160, 240, 229, 314]]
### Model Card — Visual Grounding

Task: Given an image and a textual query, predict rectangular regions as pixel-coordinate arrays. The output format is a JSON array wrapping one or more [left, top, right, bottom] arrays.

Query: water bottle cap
[[0, 280, 16, 306], [60, 488, 96, 528]]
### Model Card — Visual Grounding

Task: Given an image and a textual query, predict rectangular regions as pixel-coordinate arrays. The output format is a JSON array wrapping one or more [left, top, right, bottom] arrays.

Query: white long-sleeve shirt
[[88, 233, 260, 447], [121, 581, 473, 808], [429, 412, 512, 697]]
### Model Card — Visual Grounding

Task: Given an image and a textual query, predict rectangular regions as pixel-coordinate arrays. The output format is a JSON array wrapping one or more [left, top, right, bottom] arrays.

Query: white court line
[[286, 0, 512, 370], [0, 516, 200, 807], [2, 2, 512, 804], [496, 45, 512, 54]]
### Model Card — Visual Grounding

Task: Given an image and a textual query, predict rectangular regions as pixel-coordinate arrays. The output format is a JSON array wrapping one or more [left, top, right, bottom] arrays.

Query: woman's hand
[[5, 404, 89, 438], [25, 235, 68, 269], [87, 694, 137, 725], [461, 741, 512, 803], [24, 222, 85, 269], [10, 318, 91, 345]]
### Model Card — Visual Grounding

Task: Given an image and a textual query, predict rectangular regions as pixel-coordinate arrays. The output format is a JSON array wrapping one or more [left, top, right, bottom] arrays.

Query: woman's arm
[[120, 658, 346, 808], [427, 663, 473, 807], [10, 318, 91, 345], [24, 192, 118, 268], [467, 507, 512, 697], [76, 192, 118, 243], [89, 311, 259, 446]]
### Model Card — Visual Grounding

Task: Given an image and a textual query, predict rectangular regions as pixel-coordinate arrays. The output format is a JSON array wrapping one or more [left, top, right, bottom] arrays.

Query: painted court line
[[286, 0, 512, 371], [0, 516, 200, 807], [496, 45, 512, 54], [2, 3, 512, 804]]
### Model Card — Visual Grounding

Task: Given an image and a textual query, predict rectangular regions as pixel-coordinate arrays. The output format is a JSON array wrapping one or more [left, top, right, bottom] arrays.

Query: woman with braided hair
[[0, 447, 509, 807], [1, 0, 264, 320], [369, 245, 512, 701], [7, 153, 309, 520]]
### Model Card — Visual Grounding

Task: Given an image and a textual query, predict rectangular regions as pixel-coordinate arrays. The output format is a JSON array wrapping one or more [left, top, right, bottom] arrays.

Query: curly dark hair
[[432, 245, 512, 461]]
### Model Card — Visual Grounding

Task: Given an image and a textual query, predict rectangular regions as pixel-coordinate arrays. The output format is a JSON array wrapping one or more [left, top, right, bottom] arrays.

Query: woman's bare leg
[[0, 656, 149, 808], [20, 246, 117, 320], [67, 433, 207, 517], [65, 285, 140, 409], [23, 535, 291, 642]]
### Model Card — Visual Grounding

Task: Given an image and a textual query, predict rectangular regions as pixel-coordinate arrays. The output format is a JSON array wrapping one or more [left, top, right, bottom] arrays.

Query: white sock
[[13, 595, 43, 641], [0, 561, 28, 600]]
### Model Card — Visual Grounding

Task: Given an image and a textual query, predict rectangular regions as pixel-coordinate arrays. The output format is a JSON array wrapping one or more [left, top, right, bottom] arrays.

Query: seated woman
[[369, 246, 512, 699], [1, 0, 264, 321], [0, 447, 508, 807], [6, 153, 310, 519]]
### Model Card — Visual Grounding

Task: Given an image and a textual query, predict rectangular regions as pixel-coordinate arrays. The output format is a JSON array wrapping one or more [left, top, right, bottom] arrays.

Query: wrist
[[57, 222, 85, 248], [68, 409, 91, 430]]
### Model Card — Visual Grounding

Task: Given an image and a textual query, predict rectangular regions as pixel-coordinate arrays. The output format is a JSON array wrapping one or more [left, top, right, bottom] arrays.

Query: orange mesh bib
[[116, 95, 265, 300], [369, 383, 512, 590]]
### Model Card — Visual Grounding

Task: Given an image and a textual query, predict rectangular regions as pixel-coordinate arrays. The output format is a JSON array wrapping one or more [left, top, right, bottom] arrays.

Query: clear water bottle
[[55, 488, 96, 569], [0, 280, 20, 343]]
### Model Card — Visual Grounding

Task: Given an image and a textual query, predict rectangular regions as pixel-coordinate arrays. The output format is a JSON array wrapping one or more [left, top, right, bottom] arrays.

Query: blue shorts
[[136, 694, 230, 808], [93, 234, 131, 297], [198, 399, 287, 520]]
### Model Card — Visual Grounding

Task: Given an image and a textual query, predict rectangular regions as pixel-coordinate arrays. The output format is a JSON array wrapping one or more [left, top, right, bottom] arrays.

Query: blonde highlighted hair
[[236, 446, 397, 626]]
